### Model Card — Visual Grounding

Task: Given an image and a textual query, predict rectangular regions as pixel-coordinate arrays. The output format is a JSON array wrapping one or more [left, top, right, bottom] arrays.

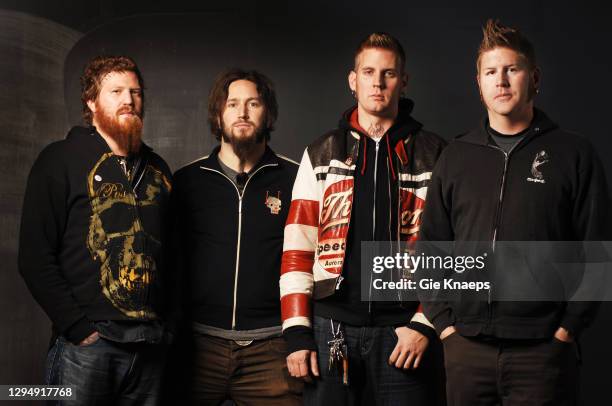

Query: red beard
[[94, 103, 143, 154]]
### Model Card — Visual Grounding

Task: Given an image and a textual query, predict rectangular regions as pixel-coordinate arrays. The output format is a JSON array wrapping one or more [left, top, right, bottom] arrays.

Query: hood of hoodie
[[339, 98, 423, 146], [66, 125, 152, 156], [339, 98, 423, 180]]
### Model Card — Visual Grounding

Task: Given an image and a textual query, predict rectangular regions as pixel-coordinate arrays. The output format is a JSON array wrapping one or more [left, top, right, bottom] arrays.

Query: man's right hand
[[78, 331, 99, 346], [287, 349, 319, 380], [440, 326, 456, 340]]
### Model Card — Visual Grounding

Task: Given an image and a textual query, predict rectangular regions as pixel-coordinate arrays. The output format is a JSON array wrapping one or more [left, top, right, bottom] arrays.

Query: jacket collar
[[198, 144, 281, 172], [457, 108, 558, 148], [340, 98, 423, 167], [339, 98, 422, 143]]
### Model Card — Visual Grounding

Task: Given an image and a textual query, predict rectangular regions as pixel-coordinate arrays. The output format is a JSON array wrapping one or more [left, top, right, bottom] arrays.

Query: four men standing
[[18, 20, 609, 406]]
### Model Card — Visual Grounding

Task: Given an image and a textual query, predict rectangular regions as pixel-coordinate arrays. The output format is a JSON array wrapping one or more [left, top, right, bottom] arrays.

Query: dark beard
[[95, 104, 143, 154], [221, 126, 265, 165]]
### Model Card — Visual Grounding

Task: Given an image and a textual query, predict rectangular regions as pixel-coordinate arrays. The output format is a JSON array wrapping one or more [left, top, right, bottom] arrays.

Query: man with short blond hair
[[280, 32, 446, 404], [420, 19, 611, 405]]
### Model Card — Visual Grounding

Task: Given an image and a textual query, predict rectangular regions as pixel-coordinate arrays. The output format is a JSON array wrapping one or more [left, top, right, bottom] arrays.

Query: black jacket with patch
[[419, 109, 611, 339], [18, 126, 172, 344], [172, 146, 298, 330]]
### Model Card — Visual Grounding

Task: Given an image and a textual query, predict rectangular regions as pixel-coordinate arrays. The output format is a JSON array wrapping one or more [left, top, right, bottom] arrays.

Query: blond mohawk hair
[[477, 19, 537, 73]]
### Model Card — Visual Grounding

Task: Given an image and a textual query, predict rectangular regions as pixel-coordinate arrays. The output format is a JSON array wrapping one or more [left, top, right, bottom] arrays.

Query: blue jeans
[[45, 336, 166, 405], [304, 316, 434, 406]]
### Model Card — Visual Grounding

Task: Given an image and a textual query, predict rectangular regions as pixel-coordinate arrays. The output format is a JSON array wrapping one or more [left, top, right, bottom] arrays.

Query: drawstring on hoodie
[[385, 135, 397, 180], [361, 134, 398, 180], [347, 99, 421, 179], [361, 140, 367, 175]]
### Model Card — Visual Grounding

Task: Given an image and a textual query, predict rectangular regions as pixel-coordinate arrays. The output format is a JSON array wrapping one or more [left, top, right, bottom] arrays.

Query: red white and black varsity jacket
[[280, 100, 447, 351]]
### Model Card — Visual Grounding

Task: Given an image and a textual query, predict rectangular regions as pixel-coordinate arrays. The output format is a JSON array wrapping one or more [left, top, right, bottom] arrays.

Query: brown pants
[[192, 334, 302, 406]]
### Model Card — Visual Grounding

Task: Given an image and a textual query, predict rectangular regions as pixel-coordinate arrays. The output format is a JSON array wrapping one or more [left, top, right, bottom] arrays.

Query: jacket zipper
[[368, 139, 381, 315], [121, 155, 149, 308], [200, 163, 277, 329], [485, 140, 523, 321]]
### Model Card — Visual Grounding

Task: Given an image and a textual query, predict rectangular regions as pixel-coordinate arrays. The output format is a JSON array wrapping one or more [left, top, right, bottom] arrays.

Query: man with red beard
[[172, 69, 301, 404], [19, 56, 173, 405]]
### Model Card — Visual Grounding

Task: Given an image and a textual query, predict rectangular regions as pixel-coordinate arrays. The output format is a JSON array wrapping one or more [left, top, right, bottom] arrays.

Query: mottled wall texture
[[0, 10, 81, 386], [1, 2, 611, 404]]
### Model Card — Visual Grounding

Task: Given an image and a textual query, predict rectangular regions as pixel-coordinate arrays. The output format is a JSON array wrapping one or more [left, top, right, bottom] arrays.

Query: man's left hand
[[388, 327, 429, 369]]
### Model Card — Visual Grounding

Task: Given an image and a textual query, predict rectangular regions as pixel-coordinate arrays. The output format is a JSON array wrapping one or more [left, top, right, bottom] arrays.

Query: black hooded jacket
[[18, 126, 173, 344], [419, 109, 611, 339]]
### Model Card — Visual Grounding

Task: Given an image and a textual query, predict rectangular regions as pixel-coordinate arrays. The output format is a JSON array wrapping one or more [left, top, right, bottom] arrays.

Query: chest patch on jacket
[[265, 191, 282, 214], [527, 150, 550, 184]]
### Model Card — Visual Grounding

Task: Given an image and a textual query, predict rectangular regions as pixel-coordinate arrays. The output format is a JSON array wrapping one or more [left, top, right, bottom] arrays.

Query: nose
[[496, 70, 509, 88], [373, 72, 385, 89], [121, 90, 134, 106], [238, 103, 249, 119]]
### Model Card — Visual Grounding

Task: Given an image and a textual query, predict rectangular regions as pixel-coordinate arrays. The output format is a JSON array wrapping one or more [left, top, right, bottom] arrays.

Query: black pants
[[45, 336, 166, 406], [304, 316, 444, 406], [443, 333, 580, 406]]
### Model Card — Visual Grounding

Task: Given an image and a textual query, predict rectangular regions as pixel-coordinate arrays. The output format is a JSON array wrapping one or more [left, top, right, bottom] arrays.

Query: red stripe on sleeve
[[281, 293, 311, 321], [286, 199, 319, 227], [281, 250, 314, 275]]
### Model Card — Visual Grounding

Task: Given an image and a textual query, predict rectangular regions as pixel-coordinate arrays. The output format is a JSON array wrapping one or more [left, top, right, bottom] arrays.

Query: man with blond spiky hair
[[419, 19, 611, 405], [280, 32, 446, 404]]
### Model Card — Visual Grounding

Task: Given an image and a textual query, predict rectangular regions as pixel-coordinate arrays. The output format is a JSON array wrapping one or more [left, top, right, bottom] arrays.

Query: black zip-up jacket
[[18, 126, 172, 344], [172, 146, 298, 330], [419, 109, 611, 339]]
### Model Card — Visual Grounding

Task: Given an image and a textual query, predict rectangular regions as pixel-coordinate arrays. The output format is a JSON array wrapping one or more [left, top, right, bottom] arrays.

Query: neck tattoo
[[367, 122, 385, 138]]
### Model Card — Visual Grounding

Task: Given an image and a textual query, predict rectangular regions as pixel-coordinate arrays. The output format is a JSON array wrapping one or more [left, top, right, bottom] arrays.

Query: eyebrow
[[360, 66, 397, 72], [226, 97, 261, 102], [111, 86, 142, 90], [484, 63, 521, 70]]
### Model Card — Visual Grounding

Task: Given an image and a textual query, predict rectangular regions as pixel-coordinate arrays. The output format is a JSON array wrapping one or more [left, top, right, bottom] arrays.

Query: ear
[[402, 72, 409, 92], [86, 99, 97, 115], [532, 66, 541, 91], [476, 73, 483, 98], [348, 70, 357, 93]]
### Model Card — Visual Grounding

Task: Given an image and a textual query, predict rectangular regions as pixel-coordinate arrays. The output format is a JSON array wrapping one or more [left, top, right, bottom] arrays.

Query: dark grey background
[[1, 1, 610, 404]]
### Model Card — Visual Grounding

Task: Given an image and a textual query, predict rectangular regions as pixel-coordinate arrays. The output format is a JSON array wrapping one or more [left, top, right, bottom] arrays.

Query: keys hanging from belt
[[327, 319, 348, 385]]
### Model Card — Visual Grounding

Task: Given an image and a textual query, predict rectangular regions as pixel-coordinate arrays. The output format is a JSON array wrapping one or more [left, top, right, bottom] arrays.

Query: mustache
[[117, 106, 142, 118], [232, 120, 256, 126]]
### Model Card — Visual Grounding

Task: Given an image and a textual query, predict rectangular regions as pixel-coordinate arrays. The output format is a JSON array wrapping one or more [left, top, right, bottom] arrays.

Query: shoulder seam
[[276, 154, 299, 166], [178, 154, 210, 171]]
